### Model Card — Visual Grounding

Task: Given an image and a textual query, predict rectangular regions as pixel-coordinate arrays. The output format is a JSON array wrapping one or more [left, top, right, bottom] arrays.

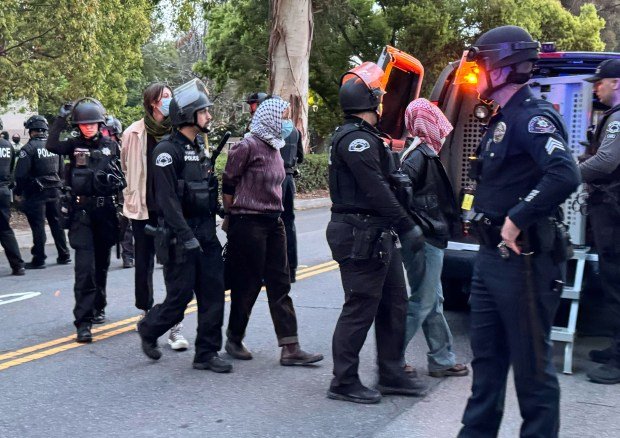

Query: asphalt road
[[0, 207, 472, 437]]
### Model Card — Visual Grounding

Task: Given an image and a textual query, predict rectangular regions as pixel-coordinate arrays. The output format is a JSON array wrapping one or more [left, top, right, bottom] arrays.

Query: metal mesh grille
[[460, 113, 483, 190]]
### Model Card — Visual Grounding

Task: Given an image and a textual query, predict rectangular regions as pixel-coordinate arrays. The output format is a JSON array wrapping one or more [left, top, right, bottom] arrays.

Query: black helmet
[[71, 98, 106, 125], [467, 26, 540, 72], [12, 134, 21, 143], [24, 115, 49, 131], [169, 79, 213, 128], [338, 62, 385, 114], [246, 92, 269, 105], [104, 116, 123, 136]]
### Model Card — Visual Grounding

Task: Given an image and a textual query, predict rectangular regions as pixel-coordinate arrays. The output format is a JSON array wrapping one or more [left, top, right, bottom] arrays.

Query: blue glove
[[399, 225, 425, 252], [58, 102, 74, 118]]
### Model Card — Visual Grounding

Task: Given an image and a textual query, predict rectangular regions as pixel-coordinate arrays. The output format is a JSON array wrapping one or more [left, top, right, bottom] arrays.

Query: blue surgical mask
[[160, 97, 172, 117], [281, 119, 294, 139]]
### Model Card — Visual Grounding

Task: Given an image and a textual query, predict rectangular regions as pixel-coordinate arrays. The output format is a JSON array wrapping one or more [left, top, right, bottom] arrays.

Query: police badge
[[101, 147, 111, 156], [493, 122, 507, 143]]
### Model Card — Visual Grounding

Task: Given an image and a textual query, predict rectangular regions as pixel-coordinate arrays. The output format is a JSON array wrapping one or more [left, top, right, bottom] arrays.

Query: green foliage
[[0, 1, 153, 113], [296, 154, 329, 193]]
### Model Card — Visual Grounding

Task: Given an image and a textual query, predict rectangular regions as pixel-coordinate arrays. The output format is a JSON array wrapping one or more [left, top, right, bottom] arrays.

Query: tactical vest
[[0, 140, 13, 185], [329, 122, 394, 213], [70, 139, 123, 196], [177, 144, 218, 217], [280, 128, 300, 170]]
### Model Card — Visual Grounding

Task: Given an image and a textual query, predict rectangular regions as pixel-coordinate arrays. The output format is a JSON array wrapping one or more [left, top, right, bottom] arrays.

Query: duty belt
[[331, 212, 392, 229], [75, 195, 116, 208]]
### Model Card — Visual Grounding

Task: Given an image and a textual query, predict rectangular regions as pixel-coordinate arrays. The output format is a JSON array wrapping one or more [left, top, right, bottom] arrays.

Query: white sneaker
[[136, 311, 147, 332], [168, 323, 189, 351]]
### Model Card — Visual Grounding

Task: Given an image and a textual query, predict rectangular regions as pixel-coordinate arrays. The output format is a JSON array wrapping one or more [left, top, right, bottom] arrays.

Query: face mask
[[160, 97, 172, 117], [281, 119, 294, 139]]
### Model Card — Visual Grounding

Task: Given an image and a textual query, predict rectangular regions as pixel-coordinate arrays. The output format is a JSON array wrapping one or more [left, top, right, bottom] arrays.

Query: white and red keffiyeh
[[404, 98, 453, 154]]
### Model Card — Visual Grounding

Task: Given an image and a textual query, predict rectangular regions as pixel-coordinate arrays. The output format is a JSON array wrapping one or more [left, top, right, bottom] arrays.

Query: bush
[[214, 152, 329, 194], [297, 153, 328, 193]]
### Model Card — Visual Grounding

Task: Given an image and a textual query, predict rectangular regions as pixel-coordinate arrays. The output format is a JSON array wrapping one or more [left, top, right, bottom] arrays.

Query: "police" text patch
[[528, 116, 556, 134], [155, 152, 173, 167], [348, 139, 370, 153]]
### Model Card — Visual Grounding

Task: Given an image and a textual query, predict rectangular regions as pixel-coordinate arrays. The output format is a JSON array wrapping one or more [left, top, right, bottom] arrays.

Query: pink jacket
[[120, 119, 149, 220]]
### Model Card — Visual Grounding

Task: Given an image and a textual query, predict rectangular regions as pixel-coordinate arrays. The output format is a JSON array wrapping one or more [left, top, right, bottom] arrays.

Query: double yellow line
[[0, 260, 338, 372]]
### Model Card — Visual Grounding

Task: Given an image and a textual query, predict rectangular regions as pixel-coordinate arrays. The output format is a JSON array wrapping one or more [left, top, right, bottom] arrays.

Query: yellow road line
[[0, 260, 338, 372]]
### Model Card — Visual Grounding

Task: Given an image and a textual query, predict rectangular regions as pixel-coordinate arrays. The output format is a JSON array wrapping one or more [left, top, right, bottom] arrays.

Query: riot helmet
[[466, 26, 540, 99], [24, 115, 49, 132], [71, 98, 107, 126], [246, 92, 269, 105], [339, 62, 385, 114], [104, 116, 123, 137], [169, 79, 213, 131]]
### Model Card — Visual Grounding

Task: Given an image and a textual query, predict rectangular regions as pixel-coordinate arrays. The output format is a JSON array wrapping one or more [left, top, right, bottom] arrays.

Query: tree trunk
[[268, 0, 313, 151]]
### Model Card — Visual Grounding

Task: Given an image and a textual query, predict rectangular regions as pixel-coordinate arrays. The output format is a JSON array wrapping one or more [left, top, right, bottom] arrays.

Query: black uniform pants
[[23, 197, 69, 263], [119, 215, 134, 262], [459, 247, 562, 438], [69, 205, 117, 327], [281, 174, 298, 279], [139, 236, 225, 362], [589, 202, 620, 362], [326, 220, 408, 390], [226, 215, 299, 346], [0, 186, 24, 270], [131, 213, 158, 311]]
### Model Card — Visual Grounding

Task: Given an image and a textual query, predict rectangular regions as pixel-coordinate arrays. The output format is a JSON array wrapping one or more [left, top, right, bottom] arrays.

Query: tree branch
[[0, 27, 58, 57]]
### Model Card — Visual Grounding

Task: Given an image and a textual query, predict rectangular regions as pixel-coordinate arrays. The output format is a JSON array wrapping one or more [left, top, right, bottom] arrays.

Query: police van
[[378, 44, 620, 308]]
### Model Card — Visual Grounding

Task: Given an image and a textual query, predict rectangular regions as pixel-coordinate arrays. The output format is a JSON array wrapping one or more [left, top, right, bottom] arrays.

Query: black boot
[[138, 329, 162, 360], [193, 354, 233, 373], [587, 361, 620, 384], [92, 310, 106, 324], [11, 267, 25, 276], [589, 347, 613, 364], [57, 255, 72, 265], [76, 324, 92, 343], [25, 260, 46, 269], [376, 376, 428, 397], [327, 384, 382, 404]]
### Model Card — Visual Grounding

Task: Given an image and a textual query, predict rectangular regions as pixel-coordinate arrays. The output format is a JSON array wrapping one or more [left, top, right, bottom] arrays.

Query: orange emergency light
[[454, 51, 480, 85]]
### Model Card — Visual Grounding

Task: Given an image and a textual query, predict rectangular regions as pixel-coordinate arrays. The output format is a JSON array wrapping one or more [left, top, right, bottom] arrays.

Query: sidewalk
[[375, 337, 620, 438]]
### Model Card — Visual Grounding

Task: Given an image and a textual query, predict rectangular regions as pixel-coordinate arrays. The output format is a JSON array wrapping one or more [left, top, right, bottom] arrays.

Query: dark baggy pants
[[226, 215, 299, 346], [68, 204, 118, 327], [119, 215, 134, 262], [281, 174, 298, 280], [459, 247, 562, 438], [0, 186, 24, 271], [589, 202, 620, 362], [131, 213, 158, 311], [326, 219, 409, 390], [23, 195, 69, 263], [139, 235, 225, 362]]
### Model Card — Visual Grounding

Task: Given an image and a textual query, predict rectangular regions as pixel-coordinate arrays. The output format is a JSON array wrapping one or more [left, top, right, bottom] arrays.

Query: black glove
[[183, 237, 201, 252], [58, 102, 74, 118], [399, 224, 425, 252]]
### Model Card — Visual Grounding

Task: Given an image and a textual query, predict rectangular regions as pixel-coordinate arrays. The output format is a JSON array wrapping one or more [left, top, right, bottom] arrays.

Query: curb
[[295, 197, 331, 211]]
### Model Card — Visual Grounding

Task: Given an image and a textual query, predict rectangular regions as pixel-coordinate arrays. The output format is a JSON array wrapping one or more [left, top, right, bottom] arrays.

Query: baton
[[211, 131, 231, 164]]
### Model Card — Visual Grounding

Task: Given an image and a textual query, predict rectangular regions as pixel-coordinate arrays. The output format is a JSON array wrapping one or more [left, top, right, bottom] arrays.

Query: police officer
[[326, 63, 426, 404], [0, 118, 25, 275], [47, 98, 125, 342], [580, 59, 620, 385], [14, 115, 71, 268], [459, 26, 581, 437], [137, 79, 231, 373]]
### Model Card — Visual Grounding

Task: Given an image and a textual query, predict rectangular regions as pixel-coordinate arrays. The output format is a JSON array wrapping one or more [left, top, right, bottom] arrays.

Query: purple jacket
[[222, 134, 285, 215]]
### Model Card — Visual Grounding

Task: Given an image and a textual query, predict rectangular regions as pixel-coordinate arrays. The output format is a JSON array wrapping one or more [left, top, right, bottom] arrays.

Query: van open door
[[376, 46, 424, 150]]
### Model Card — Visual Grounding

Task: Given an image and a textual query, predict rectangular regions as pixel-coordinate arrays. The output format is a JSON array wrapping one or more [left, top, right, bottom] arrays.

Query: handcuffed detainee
[[458, 26, 581, 437], [326, 62, 427, 404], [47, 98, 126, 342], [137, 79, 231, 373]]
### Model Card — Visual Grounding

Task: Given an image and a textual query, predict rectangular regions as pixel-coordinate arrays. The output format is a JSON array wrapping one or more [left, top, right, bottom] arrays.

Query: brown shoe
[[280, 343, 324, 366], [225, 339, 253, 360], [429, 363, 469, 377]]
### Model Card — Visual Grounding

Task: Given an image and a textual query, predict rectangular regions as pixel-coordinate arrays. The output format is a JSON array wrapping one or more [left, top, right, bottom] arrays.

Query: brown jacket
[[120, 119, 149, 220]]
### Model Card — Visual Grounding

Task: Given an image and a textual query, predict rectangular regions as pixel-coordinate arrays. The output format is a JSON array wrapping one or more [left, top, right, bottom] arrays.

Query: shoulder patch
[[544, 137, 566, 155], [155, 152, 173, 167], [19, 150, 27, 159], [528, 116, 557, 134], [607, 121, 620, 135], [348, 139, 370, 153]]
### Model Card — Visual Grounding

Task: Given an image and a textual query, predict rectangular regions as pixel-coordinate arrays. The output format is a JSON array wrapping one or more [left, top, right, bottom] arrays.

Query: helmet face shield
[[466, 41, 540, 71], [341, 62, 386, 95], [174, 79, 213, 110]]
